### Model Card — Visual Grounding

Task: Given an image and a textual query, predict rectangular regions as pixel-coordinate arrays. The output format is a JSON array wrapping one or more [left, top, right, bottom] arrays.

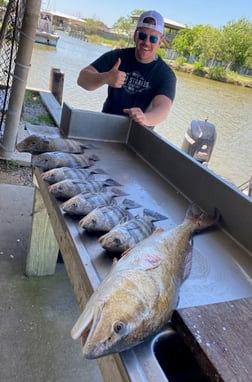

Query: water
[[27, 31, 252, 187]]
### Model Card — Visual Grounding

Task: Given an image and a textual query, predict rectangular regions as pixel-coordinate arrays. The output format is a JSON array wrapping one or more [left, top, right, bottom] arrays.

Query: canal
[[27, 31, 252, 187]]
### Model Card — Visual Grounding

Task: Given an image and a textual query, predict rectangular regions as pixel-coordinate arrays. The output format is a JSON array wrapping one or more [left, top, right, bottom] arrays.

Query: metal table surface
[[26, 106, 252, 381]]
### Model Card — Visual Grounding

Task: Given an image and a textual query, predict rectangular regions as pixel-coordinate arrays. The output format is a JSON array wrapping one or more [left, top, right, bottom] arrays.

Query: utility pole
[[0, 0, 42, 158]]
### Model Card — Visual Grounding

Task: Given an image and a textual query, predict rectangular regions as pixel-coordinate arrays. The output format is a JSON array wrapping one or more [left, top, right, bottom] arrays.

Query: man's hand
[[107, 58, 126, 88], [123, 107, 147, 126]]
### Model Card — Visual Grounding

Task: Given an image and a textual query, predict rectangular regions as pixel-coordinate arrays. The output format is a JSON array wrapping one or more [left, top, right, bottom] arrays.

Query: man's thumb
[[113, 57, 121, 70]]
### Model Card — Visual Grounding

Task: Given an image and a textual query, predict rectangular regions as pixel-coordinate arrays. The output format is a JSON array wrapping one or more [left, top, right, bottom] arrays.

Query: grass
[[6, 159, 20, 170]]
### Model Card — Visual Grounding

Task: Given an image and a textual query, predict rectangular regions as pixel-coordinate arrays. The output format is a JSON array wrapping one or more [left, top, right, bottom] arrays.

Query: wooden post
[[50, 67, 64, 105], [26, 181, 59, 276]]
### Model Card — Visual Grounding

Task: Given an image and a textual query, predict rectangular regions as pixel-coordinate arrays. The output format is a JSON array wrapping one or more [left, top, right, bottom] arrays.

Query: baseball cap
[[136, 10, 164, 34]]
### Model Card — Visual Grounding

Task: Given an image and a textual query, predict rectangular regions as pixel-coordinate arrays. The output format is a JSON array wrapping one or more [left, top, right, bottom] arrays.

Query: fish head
[[79, 208, 106, 231], [41, 168, 64, 184], [98, 229, 130, 252], [31, 153, 55, 170], [71, 284, 149, 359], [48, 180, 72, 197], [61, 195, 84, 215], [16, 135, 47, 153]]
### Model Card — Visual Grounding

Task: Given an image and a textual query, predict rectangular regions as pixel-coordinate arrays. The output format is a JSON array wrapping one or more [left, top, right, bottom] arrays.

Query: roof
[[41, 9, 86, 24]]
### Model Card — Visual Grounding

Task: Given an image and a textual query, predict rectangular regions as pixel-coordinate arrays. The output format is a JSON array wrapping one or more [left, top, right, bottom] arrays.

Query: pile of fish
[[17, 133, 169, 253], [17, 133, 218, 358]]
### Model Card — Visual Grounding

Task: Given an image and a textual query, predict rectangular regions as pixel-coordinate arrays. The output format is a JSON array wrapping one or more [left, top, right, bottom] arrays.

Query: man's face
[[134, 28, 162, 63]]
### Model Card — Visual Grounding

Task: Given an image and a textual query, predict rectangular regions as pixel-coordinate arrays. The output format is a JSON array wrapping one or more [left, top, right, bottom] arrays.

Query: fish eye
[[113, 238, 121, 245], [113, 320, 126, 335]]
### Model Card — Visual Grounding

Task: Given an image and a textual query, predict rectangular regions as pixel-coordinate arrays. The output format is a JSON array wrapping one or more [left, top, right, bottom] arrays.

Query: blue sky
[[44, 0, 252, 28]]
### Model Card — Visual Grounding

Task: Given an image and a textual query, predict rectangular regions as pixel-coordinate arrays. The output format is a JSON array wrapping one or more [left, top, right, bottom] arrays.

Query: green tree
[[83, 18, 108, 34], [172, 18, 252, 72], [172, 27, 196, 59], [192, 25, 222, 66], [220, 18, 252, 71], [112, 9, 144, 34]]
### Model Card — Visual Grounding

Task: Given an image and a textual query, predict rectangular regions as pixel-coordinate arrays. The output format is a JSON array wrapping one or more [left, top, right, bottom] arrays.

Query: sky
[[44, 0, 252, 28]]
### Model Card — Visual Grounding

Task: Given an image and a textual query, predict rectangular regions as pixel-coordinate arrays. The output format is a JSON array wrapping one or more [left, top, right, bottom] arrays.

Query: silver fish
[[98, 209, 167, 252], [71, 204, 217, 359], [16, 134, 94, 154], [48, 178, 121, 199], [31, 151, 99, 171], [79, 199, 141, 232], [41, 167, 106, 184], [61, 188, 126, 216]]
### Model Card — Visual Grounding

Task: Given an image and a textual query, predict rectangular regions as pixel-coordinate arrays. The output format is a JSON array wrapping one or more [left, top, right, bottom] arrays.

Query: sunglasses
[[136, 31, 159, 44]]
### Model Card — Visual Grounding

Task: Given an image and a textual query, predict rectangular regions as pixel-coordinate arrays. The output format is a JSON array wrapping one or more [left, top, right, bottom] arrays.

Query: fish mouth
[[71, 304, 103, 359]]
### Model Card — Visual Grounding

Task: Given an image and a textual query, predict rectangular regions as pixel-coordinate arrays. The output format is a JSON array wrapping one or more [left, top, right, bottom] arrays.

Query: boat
[[35, 11, 59, 47]]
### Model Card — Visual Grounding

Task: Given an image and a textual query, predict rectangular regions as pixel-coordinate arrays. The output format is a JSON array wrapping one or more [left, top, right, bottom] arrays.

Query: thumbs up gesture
[[107, 58, 126, 88]]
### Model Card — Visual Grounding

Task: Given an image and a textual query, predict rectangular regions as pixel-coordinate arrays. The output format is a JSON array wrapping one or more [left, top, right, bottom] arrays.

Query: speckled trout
[[31, 151, 99, 171], [41, 167, 106, 184], [71, 204, 217, 359], [16, 134, 95, 154], [48, 178, 121, 199]]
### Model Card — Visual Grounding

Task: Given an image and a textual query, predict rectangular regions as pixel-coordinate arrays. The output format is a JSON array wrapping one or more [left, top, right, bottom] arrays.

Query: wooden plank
[[26, 181, 59, 276], [172, 298, 252, 382], [39, 90, 62, 126]]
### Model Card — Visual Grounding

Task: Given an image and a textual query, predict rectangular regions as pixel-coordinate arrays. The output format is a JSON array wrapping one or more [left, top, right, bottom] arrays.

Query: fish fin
[[182, 238, 193, 281], [89, 154, 100, 161], [143, 208, 167, 222], [80, 143, 97, 149], [110, 187, 128, 197], [186, 204, 219, 232], [103, 178, 122, 187], [122, 198, 142, 209], [90, 168, 107, 175]]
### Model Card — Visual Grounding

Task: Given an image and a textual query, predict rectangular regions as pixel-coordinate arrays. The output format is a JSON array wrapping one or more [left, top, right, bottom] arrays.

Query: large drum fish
[[71, 204, 218, 359]]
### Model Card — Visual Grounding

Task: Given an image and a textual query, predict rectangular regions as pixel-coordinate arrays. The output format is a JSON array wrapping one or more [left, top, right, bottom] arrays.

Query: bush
[[173, 56, 187, 68], [192, 61, 206, 76], [208, 66, 227, 80]]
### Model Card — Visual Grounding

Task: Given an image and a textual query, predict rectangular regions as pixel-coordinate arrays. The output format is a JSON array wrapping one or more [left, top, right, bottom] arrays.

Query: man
[[77, 10, 176, 128]]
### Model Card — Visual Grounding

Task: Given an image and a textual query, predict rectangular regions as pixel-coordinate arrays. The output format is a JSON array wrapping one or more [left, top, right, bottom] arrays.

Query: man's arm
[[77, 58, 126, 91], [123, 94, 173, 127]]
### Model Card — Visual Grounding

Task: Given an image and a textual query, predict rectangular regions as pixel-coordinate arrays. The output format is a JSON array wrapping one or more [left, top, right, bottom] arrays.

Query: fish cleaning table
[[26, 104, 252, 381]]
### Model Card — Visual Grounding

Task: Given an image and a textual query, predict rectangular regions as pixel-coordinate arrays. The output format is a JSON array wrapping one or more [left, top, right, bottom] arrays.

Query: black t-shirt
[[91, 47, 176, 115]]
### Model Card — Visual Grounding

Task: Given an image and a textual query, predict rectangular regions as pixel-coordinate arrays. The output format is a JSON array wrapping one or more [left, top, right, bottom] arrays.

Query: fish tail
[[185, 204, 219, 232]]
